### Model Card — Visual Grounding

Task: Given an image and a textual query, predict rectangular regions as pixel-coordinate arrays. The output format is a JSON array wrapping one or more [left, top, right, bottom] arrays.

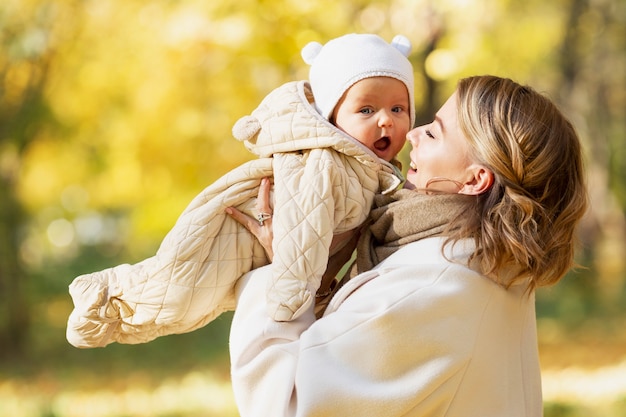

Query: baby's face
[[332, 77, 411, 162]]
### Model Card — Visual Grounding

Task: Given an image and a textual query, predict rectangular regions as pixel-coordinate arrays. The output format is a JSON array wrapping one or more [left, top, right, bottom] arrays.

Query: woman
[[226, 75, 588, 416]]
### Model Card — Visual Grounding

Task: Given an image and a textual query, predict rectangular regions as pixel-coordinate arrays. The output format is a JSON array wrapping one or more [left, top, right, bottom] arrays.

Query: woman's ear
[[459, 164, 494, 196]]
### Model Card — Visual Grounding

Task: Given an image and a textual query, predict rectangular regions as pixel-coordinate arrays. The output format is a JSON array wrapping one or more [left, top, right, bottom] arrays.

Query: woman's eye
[[425, 130, 435, 138]]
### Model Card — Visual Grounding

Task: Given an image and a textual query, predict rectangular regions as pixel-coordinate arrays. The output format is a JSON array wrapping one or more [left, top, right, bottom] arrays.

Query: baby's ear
[[232, 115, 261, 142]]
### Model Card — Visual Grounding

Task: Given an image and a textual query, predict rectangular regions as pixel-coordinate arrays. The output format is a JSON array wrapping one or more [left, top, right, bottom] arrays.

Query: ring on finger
[[257, 212, 272, 226]]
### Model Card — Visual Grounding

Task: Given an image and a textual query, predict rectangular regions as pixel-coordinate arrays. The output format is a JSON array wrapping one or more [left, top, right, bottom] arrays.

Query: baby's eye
[[392, 106, 404, 113], [359, 108, 374, 114]]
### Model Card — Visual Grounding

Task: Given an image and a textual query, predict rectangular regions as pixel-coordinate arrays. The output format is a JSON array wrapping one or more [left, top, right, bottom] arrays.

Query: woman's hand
[[227, 176, 360, 305], [226, 177, 274, 260]]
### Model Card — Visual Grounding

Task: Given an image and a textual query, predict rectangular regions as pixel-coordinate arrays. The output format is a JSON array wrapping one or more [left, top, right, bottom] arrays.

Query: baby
[[67, 33, 415, 348]]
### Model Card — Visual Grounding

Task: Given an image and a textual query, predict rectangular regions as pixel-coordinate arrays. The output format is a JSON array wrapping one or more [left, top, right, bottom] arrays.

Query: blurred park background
[[1, 0, 625, 415]]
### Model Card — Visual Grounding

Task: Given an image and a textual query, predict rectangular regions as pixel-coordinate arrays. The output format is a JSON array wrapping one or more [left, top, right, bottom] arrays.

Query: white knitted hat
[[301, 33, 415, 128]]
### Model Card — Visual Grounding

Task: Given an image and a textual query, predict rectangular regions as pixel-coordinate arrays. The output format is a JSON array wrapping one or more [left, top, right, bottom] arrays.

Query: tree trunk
[[0, 177, 29, 359]]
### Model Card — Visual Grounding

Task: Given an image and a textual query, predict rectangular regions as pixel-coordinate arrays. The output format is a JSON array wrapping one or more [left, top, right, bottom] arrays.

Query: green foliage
[[544, 402, 587, 417]]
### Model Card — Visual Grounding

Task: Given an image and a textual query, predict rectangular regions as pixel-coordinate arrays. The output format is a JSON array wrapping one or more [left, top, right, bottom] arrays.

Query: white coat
[[229, 236, 543, 417]]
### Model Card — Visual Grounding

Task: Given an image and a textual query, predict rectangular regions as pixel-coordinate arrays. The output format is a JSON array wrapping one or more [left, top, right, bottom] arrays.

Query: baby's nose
[[378, 109, 393, 126]]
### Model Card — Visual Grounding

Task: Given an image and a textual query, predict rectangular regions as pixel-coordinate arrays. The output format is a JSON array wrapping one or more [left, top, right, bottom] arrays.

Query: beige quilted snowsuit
[[66, 81, 403, 348]]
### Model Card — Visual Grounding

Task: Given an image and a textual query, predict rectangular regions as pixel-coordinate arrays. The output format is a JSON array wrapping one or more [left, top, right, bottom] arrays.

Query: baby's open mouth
[[374, 136, 391, 151]]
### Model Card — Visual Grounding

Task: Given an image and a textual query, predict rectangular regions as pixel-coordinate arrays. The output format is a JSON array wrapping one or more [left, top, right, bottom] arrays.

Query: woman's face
[[404, 92, 479, 193]]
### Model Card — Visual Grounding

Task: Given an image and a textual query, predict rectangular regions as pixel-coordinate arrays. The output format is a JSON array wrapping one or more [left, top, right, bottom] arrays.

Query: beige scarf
[[356, 189, 471, 273], [315, 189, 470, 317]]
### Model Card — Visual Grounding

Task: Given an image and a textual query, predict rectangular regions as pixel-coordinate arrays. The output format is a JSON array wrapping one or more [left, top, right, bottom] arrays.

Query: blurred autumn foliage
[[1, 0, 625, 415]]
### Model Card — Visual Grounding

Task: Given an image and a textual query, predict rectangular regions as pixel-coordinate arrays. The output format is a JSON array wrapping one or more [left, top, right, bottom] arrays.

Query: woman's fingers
[[226, 177, 274, 260], [225, 206, 259, 234], [256, 177, 272, 214], [226, 206, 274, 261], [255, 177, 273, 226]]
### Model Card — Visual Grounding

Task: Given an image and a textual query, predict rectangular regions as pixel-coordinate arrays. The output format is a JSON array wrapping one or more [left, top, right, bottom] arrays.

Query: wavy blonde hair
[[447, 75, 588, 290]]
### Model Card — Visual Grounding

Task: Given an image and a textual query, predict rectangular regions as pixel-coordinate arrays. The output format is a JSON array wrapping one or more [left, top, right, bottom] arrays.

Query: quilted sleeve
[[66, 210, 258, 348], [267, 150, 337, 321], [66, 159, 274, 348], [66, 259, 166, 347]]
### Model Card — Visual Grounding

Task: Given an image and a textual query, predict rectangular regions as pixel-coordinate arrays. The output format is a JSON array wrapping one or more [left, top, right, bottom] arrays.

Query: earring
[[425, 177, 463, 193]]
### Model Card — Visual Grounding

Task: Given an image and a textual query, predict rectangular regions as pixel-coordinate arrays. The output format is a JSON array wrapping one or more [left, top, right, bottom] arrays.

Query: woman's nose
[[406, 127, 419, 145]]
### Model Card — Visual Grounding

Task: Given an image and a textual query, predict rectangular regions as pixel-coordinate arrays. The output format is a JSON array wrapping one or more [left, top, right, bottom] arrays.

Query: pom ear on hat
[[232, 115, 261, 142], [301, 41, 323, 65], [390, 35, 411, 57]]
